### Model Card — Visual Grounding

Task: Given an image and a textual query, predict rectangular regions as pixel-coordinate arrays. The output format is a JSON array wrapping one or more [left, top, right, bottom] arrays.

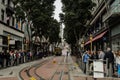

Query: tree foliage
[[13, 0, 60, 44], [60, 0, 95, 45]]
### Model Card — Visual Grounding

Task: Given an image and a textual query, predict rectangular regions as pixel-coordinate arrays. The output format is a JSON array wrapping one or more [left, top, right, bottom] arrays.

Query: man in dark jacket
[[104, 47, 114, 77], [0, 51, 5, 68]]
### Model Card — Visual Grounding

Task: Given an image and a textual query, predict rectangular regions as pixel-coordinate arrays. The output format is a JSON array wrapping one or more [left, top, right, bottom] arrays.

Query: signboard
[[10, 40, 15, 45], [93, 60, 104, 78]]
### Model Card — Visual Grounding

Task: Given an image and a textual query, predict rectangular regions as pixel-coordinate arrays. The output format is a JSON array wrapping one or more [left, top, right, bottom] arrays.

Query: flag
[[16, 18, 22, 30], [18, 21, 20, 29], [16, 23, 18, 29], [18, 18, 22, 30]]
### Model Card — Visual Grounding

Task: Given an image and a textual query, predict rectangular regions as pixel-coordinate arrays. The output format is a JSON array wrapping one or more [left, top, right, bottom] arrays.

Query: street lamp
[[81, 40, 84, 51], [82, 40, 85, 50], [90, 34, 93, 53]]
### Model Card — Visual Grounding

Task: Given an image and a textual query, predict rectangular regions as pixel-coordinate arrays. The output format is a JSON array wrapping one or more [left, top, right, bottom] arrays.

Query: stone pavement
[[0, 57, 51, 80], [0, 56, 120, 80], [69, 56, 120, 80]]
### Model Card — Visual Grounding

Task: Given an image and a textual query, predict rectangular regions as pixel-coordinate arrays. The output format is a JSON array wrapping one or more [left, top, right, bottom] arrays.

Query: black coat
[[90, 53, 99, 60], [104, 51, 114, 64]]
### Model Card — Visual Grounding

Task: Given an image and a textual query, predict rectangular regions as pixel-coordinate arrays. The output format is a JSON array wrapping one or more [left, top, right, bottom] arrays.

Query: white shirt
[[116, 56, 120, 65]]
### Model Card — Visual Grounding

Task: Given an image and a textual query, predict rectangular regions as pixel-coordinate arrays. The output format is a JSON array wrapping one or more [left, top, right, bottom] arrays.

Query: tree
[[13, 0, 60, 50], [49, 19, 61, 44], [60, 0, 95, 54]]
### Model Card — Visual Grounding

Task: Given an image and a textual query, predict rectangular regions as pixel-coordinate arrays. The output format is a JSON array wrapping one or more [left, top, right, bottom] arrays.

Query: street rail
[[19, 57, 53, 80], [49, 56, 69, 80]]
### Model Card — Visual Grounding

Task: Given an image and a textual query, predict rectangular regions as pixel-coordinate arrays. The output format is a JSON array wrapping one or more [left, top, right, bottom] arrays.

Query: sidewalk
[[68, 56, 86, 80], [0, 56, 119, 80], [72, 57, 120, 80], [0, 57, 50, 80]]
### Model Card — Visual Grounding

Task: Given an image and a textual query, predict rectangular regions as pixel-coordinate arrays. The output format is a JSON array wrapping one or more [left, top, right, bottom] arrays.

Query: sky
[[54, 0, 62, 22]]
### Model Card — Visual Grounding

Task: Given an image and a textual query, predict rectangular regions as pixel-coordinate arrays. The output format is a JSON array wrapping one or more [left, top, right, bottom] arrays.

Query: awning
[[85, 31, 107, 45]]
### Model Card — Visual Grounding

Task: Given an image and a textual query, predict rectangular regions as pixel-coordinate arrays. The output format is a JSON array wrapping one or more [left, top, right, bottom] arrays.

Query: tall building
[[0, 0, 24, 51], [84, 0, 120, 51]]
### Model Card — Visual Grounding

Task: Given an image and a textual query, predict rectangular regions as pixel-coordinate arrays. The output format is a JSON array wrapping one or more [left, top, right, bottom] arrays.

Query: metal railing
[[86, 59, 108, 77]]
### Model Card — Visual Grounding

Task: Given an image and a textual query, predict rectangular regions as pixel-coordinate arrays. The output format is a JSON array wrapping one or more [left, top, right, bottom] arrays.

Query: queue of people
[[0, 49, 50, 68], [82, 47, 120, 77]]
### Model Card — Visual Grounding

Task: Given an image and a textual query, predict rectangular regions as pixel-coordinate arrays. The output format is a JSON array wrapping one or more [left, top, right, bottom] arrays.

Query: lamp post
[[7, 34, 10, 51], [81, 40, 84, 51], [90, 34, 93, 53]]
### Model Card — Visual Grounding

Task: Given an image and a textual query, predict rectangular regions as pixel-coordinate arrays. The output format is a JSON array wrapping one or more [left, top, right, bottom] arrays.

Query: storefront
[[84, 30, 109, 51], [3, 31, 23, 51]]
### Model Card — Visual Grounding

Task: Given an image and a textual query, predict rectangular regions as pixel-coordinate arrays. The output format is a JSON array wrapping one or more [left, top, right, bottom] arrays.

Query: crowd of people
[[0, 49, 50, 68], [82, 47, 120, 77]]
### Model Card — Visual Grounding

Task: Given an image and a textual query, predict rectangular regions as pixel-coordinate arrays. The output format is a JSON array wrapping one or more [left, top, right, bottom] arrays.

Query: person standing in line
[[90, 51, 99, 60], [89, 51, 99, 74], [9, 50, 14, 66], [1, 51, 5, 68], [115, 50, 120, 77], [98, 49, 105, 60], [82, 50, 90, 74], [104, 47, 114, 77], [6, 50, 10, 67], [0, 52, 4, 68]]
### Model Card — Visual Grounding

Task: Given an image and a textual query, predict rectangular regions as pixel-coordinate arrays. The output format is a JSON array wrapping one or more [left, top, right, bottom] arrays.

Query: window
[[7, 20, 10, 25], [2, 0, 5, 4], [6, 16, 10, 25], [12, 17, 14, 26], [1, 9, 4, 21], [8, 0, 10, 5]]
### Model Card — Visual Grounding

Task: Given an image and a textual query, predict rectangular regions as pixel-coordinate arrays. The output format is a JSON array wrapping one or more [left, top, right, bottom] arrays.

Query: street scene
[[0, 0, 120, 80]]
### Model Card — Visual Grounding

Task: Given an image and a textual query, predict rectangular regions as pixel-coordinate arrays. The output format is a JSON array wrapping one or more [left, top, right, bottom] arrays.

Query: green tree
[[13, 0, 60, 50], [60, 0, 95, 54], [49, 19, 60, 44]]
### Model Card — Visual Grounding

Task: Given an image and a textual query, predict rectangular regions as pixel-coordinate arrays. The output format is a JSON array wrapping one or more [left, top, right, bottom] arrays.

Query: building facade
[[0, 0, 24, 51], [84, 0, 120, 51]]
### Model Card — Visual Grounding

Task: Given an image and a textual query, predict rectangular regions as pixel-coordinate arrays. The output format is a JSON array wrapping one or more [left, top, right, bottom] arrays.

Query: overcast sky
[[54, 0, 62, 21]]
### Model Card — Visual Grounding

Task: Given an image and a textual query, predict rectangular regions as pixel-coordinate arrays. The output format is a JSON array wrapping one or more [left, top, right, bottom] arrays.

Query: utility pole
[[7, 34, 10, 51]]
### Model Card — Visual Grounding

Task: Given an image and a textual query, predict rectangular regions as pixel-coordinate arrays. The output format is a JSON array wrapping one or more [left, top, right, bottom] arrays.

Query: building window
[[1, 9, 4, 21], [7, 0, 10, 5], [12, 17, 14, 26], [7, 20, 10, 25], [7, 16, 10, 25], [2, 0, 5, 4], [3, 36, 8, 45]]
